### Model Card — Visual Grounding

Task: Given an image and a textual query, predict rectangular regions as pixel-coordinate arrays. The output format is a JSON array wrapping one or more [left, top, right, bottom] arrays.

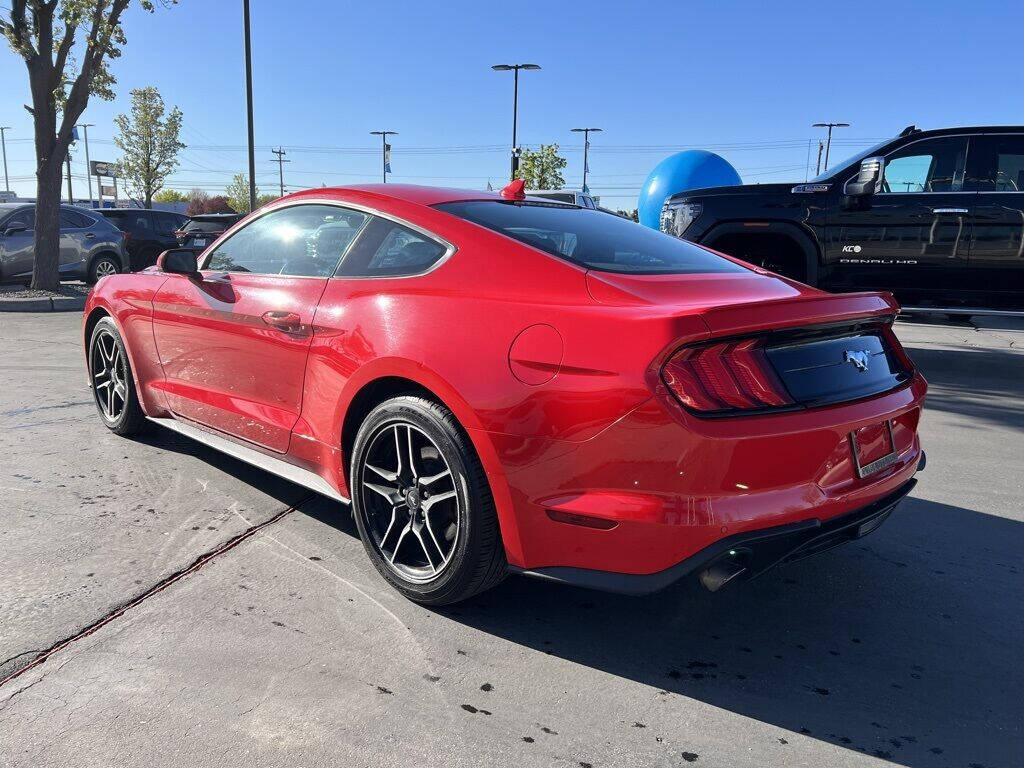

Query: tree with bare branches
[[0, 1, 168, 290]]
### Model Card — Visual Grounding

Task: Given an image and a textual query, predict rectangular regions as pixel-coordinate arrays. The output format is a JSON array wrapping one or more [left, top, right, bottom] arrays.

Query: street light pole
[[77, 123, 94, 207], [271, 146, 289, 197], [571, 127, 602, 193], [370, 131, 398, 183], [243, 0, 257, 212], [0, 127, 10, 193], [812, 122, 850, 172], [491, 63, 541, 180]]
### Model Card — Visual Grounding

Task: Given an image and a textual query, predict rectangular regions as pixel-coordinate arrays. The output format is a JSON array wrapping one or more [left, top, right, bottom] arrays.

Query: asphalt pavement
[[0, 310, 1021, 768]]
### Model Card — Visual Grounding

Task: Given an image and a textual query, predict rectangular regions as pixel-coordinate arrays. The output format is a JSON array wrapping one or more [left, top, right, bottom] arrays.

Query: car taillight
[[662, 339, 793, 413]]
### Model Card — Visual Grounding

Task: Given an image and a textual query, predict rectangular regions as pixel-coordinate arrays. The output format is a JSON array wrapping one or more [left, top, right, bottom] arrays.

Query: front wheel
[[88, 317, 147, 436], [350, 396, 506, 605]]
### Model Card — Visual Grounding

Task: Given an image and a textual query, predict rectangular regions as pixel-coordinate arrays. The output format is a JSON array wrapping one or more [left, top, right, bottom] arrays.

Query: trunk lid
[[587, 270, 911, 413]]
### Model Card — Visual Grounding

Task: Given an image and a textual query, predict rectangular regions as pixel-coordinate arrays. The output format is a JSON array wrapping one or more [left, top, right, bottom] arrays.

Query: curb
[[0, 295, 86, 312]]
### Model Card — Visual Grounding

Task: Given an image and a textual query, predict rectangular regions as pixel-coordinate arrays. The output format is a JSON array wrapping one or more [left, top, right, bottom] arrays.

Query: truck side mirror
[[844, 156, 885, 197], [3, 223, 28, 236]]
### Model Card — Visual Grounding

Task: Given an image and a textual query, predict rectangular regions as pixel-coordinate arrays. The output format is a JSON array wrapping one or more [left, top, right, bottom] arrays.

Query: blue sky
[[0, 0, 1020, 209]]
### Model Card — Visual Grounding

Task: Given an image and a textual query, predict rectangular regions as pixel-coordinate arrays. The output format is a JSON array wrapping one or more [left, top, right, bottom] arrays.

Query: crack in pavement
[[0, 496, 312, 691]]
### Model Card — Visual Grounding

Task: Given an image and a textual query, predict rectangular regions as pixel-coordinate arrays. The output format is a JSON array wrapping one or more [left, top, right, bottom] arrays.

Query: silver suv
[[0, 203, 127, 285]]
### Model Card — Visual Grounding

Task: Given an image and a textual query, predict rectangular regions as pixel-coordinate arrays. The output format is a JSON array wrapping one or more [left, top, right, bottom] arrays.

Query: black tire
[[350, 395, 506, 605], [88, 317, 148, 436], [87, 253, 121, 284]]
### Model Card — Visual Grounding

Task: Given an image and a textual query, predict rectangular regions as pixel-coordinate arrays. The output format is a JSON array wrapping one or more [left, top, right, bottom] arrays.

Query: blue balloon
[[637, 150, 742, 229]]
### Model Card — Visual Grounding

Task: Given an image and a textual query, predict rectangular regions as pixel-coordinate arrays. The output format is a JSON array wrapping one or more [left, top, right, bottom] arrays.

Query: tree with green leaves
[[226, 173, 257, 214], [515, 143, 567, 190], [114, 86, 184, 208], [153, 188, 188, 204], [1, 0, 170, 291]]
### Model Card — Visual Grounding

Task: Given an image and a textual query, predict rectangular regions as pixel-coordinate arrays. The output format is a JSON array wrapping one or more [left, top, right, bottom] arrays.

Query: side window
[[204, 204, 368, 277], [157, 213, 185, 233], [881, 137, 967, 193], [336, 217, 448, 277], [965, 135, 1024, 192], [4, 208, 34, 230], [60, 209, 92, 229]]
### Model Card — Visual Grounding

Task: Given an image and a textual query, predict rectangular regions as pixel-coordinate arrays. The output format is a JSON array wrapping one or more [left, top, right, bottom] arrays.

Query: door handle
[[261, 310, 305, 333], [932, 207, 968, 214], [84, 232, 96, 238]]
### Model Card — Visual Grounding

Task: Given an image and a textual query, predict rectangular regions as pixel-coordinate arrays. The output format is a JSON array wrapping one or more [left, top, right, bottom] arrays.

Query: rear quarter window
[[435, 201, 747, 275]]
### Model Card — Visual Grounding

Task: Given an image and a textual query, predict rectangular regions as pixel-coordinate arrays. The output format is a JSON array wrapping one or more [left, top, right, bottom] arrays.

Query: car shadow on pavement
[[906, 344, 1024, 432], [129, 426, 314, 511], [431, 496, 1024, 768]]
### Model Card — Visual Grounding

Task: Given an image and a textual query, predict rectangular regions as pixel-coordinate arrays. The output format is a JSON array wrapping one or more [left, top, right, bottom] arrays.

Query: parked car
[[83, 182, 926, 605], [99, 208, 188, 271], [660, 125, 1024, 310], [0, 203, 126, 285], [175, 213, 242, 254], [530, 189, 600, 208]]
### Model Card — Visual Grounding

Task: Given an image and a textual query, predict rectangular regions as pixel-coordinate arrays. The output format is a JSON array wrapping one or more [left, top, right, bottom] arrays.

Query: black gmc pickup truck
[[660, 126, 1024, 310]]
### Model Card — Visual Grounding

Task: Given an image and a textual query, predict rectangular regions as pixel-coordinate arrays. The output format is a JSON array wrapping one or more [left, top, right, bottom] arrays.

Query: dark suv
[[99, 208, 188, 271], [176, 213, 242, 254], [660, 126, 1024, 310]]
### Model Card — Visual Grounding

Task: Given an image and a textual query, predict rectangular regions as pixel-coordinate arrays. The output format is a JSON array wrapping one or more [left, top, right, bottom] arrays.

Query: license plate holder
[[849, 419, 897, 479]]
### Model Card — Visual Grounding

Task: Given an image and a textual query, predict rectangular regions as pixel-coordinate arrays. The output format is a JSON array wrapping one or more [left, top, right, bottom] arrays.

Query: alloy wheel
[[358, 422, 460, 583], [91, 329, 128, 422], [95, 259, 118, 278]]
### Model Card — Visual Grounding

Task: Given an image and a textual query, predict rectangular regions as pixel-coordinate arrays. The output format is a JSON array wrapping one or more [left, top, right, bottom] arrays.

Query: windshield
[[809, 138, 892, 182], [435, 201, 747, 275]]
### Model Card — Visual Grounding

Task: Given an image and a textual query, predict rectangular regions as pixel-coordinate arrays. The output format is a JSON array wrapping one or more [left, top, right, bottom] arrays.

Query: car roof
[[282, 183, 567, 208], [188, 213, 240, 220]]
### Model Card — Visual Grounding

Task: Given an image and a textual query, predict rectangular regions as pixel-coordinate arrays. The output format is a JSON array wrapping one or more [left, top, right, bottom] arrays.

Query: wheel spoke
[[94, 379, 112, 391], [413, 526, 437, 573], [365, 463, 399, 482], [365, 481, 401, 504], [405, 425, 418, 480], [379, 506, 400, 549], [419, 469, 450, 486], [422, 510, 449, 564], [389, 523, 412, 564], [105, 382, 115, 416], [421, 490, 456, 512]]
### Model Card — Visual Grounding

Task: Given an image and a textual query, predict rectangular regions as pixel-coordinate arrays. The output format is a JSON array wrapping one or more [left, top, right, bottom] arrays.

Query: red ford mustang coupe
[[83, 182, 926, 605]]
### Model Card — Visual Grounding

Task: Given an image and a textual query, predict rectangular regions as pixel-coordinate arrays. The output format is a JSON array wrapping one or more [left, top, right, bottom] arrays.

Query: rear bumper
[[514, 475, 918, 595]]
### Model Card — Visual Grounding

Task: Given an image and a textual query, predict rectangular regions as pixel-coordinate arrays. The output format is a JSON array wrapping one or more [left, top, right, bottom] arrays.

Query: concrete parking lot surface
[[1, 311, 1021, 767]]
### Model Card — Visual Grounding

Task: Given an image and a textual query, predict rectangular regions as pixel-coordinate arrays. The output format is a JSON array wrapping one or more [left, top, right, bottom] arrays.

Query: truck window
[[965, 135, 1024, 192], [881, 137, 967, 193]]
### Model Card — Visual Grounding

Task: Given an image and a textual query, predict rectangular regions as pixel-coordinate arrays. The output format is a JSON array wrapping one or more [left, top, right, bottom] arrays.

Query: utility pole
[[370, 131, 397, 183], [0, 127, 10, 193], [66, 149, 74, 203], [491, 63, 541, 180], [242, 0, 257, 213], [271, 147, 289, 197], [815, 140, 825, 176], [571, 127, 602, 193], [812, 122, 849, 172], [77, 123, 94, 207]]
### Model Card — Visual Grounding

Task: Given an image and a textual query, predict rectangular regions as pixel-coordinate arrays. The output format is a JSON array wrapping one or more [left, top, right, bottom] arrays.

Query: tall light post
[[0, 126, 10, 193], [243, 0, 257, 212], [812, 122, 849, 172], [571, 127, 602, 193], [370, 131, 398, 183], [77, 123, 94, 206], [491, 63, 541, 180]]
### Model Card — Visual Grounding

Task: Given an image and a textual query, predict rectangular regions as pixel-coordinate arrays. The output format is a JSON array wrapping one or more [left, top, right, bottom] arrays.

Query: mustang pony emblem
[[844, 350, 871, 372]]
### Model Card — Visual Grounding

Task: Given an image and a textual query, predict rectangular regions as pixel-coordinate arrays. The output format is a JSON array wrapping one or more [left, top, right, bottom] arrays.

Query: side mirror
[[156, 248, 199, 276], [3, 223, 28, 236], [844, 156, 885, 196]]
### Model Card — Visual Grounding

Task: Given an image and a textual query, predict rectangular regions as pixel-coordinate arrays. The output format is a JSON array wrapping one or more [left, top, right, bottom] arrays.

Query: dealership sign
[[90, 161, 121, 178]]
